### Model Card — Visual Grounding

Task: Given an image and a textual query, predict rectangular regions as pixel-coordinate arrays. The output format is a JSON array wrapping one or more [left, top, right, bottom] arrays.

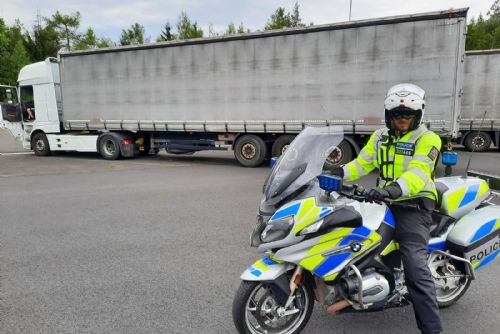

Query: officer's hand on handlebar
[[365, 183, 403, 203], [365, 188, 390, 202]]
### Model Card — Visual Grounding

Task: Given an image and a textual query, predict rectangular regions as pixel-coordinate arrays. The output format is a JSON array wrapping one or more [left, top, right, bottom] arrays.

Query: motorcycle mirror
[[318, 174, 343, 192]]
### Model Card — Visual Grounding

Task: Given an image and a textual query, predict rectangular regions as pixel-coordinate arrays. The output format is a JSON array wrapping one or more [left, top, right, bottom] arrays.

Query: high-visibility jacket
[[342, 125, 442, 201]]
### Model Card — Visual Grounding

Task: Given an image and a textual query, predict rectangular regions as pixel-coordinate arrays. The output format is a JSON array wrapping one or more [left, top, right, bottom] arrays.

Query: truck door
[[0, 85, 21, 122], [0, 85, 25, 145]]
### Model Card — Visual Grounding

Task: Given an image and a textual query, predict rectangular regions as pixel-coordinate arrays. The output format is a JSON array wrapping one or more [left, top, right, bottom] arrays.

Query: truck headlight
[[261, 216, 294, 243]]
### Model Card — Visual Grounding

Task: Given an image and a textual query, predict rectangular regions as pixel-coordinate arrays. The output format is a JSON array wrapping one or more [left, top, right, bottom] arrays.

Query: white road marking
[[0, 152, 33, 155]]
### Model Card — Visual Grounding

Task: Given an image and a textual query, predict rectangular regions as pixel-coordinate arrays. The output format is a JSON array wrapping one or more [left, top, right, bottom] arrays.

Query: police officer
[[331, 83, 442, 334]]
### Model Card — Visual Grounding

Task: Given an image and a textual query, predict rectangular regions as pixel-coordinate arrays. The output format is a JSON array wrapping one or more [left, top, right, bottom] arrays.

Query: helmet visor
[[387, 107, 420, 119]]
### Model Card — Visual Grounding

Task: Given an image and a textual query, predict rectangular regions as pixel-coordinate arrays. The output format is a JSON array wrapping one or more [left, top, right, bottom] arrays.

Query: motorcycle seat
[[429, 211, 455, 237], [435, 181, 448, 209]]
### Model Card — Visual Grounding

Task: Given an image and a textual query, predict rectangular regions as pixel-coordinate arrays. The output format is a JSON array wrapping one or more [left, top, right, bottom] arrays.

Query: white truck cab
[[1, 58, 98, 154]]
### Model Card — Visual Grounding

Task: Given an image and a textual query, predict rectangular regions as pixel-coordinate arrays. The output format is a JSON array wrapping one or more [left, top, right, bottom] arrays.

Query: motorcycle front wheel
[[232, 280, 314, 334]]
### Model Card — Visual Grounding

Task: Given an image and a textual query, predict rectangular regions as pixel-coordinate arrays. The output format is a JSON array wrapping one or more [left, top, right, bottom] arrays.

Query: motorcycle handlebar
[[340, 183, 419, 209]]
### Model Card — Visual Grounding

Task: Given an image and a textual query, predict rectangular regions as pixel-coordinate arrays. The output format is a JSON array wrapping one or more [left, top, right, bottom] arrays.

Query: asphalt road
[[0, 129, 499, 334]]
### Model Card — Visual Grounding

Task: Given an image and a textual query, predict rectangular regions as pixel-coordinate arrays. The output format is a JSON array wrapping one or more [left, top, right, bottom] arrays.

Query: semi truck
[[459, 49, 500, 151], [0, 9, 467, 167]]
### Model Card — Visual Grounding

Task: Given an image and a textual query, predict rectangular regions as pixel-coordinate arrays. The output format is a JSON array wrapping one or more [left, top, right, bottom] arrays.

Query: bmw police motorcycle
[[232, 126, 500, 334]]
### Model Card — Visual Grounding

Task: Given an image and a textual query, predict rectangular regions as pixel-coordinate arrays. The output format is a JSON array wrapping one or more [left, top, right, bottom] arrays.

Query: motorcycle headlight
[[250, 215, 267, 247], [261, 216, 294, 243], [299, 219, 324, 235]]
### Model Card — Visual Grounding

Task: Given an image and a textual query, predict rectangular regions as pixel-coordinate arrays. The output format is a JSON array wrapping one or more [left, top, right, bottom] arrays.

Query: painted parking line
[[0, 152, 33, 155]]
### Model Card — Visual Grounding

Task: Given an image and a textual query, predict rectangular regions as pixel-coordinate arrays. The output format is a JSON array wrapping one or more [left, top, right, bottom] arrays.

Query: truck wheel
[[99, 135, 122, 160], [464, 132, 491, 152], [324, 140, 353, 169], [234, 135, 267, 167], [271, 135, 295, 158], [31, 132, 51, 156]]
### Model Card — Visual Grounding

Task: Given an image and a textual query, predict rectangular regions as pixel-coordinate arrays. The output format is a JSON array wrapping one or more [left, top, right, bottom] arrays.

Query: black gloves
[[329, 166, 344, 178], [365, 183, 402, 202], [385, 183, 403, 199], [365, 188, 390, 202]]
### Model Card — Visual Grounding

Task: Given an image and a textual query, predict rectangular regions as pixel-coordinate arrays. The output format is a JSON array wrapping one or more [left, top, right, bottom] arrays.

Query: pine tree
[[157, 22, 176, 42], [45, 11, 81, 51], [265, 2, 305, 30], [120, 23, 146, 46], [176, 12, 203, 40]]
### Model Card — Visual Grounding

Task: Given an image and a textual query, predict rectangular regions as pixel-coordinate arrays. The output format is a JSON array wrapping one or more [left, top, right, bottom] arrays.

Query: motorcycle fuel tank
[[447, 206, 500, 270]]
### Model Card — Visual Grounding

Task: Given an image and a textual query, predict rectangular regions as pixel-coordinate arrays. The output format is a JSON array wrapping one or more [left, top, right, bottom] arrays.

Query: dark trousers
[[390, 203, 443, 334]]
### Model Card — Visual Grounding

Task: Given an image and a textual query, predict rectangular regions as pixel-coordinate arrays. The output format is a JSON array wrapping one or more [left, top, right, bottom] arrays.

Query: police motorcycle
[[232, 126, 500, 334]]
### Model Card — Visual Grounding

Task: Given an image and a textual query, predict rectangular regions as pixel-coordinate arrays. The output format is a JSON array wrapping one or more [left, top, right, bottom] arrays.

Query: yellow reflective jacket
[[342, 125, 442, 200]]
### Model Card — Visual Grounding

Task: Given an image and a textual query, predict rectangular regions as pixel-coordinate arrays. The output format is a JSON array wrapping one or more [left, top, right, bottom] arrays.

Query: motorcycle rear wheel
[[428, 252, 472, 308], [232, 280, 314, 334]]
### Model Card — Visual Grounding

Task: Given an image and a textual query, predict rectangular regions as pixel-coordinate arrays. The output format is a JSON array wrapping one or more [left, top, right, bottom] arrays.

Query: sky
[[0, 1, 496, 42]]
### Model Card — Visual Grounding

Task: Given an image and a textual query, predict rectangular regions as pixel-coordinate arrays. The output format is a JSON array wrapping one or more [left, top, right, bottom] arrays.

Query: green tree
[[157, 21, 176, 42], [23, 19, 60, 61], [226, 22, 237, 35], [290, 2, 305, 27], [225, 22, 247, 35], [176, 12, 203, 40], [466, 1, 500, 51], [74, 27, 97, 50], [74, 27, 113, 50], [237, 23, 247, 34], [265, 2, 306, 30], [0, 19, 32, 85], [96, 38, 114, 48], [488, 0, 500, 17], [46, 11, 81, 51], [120, 23, 146, 45], [265, 7, 292, 30]]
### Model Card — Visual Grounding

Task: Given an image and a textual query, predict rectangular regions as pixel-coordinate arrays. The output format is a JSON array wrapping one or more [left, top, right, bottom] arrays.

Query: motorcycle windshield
[[263, 126, 344, 206]]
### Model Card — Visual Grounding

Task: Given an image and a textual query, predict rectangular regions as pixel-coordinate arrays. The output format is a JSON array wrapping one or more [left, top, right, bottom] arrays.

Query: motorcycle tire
[[232, 280, 314, 334], [436, 277, 471, 308], [429, 253, 472, 308]]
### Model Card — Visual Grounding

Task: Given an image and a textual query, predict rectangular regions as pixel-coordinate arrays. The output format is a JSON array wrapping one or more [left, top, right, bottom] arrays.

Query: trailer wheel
[[324, 140, 353, 169], [271, 135, 295, 158], [234, 135, 267, 167], [31, 132, 51, 156], [99, 135, 122, 160], [464, 132, 491, 152]]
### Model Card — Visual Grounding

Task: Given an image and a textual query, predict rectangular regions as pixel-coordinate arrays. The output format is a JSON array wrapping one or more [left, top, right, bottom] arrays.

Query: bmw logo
[[350, 242, 362, 252]]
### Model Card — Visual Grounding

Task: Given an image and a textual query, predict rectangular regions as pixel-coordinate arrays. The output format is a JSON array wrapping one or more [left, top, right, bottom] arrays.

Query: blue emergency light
[[441, 151, 458, 166], [270, 157, 278, 168], [318, 174, 343, 192]]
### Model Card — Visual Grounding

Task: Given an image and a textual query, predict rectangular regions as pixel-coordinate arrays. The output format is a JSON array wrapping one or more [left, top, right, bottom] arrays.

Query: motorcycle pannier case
[[446, 205, 500, 271], [435, 176, 490, 219]]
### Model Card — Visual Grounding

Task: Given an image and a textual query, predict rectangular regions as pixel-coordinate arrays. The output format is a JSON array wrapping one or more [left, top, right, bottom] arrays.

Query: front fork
[[278, 266, 304, 317]]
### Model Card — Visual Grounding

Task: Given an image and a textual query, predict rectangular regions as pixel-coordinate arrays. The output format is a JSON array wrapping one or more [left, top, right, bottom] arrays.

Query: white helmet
[[384, 83, 425, 131]]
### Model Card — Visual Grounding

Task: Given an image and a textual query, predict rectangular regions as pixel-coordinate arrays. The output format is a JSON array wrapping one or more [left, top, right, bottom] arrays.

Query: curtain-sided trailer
[[459, 49, 500, 152], [0, 9, 467, 166]]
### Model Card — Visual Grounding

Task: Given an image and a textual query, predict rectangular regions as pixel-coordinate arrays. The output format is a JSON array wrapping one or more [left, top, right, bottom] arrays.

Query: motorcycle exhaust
[[327, 299, 351, 315]]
